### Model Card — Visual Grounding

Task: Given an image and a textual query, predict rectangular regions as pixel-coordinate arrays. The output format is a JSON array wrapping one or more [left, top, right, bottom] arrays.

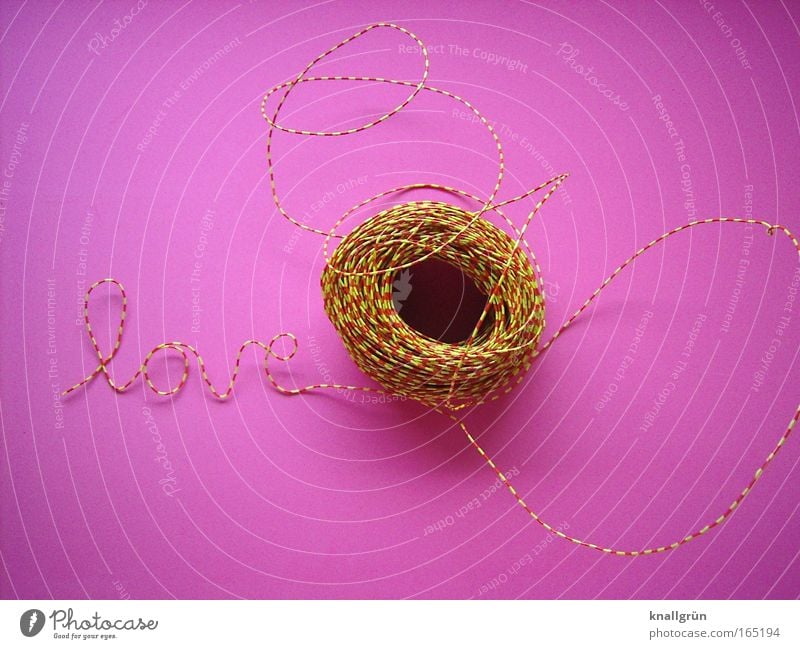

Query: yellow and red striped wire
[[64, 23, 800, 558]]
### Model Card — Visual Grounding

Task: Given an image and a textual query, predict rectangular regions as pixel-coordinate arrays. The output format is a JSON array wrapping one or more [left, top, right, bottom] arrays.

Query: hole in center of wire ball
[[392, 259, 491, 344]]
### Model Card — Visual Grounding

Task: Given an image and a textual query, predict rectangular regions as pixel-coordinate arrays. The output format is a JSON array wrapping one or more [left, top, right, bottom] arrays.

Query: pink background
[[1, 0, 799, 600]]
